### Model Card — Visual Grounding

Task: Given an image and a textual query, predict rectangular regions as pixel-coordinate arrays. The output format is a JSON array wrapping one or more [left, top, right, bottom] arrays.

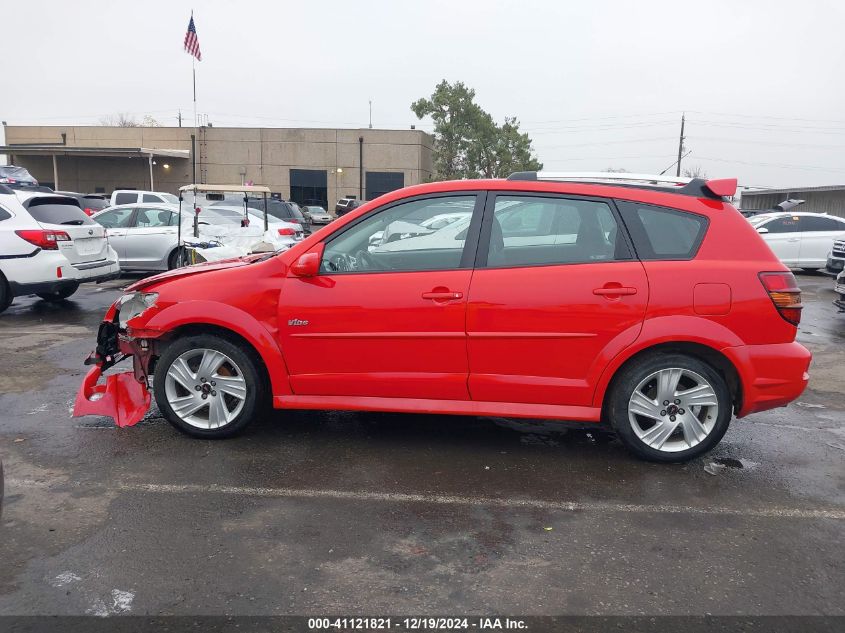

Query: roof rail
[[507, 171, 692, 186], [507, 171, 737, 199]]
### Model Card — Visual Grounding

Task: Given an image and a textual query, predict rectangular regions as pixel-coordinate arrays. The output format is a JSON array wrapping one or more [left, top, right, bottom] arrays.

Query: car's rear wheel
[[0, 273, 12, 314], [153, 334, 265, 438], [36, 282, 80, 302], [608, 353, 732, 462]]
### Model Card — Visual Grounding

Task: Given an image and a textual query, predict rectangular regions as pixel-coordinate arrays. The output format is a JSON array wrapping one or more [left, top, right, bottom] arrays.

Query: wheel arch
[[597, 341, 742, 416], [142, 302, 292, 398]]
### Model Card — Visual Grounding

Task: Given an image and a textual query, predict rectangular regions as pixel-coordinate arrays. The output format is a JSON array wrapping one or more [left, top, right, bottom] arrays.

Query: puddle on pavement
[[704, 456, 759, 475]]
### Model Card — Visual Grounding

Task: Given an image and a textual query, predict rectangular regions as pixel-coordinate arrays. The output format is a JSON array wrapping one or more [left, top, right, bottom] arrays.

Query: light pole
[[334, 167, 343, 210]]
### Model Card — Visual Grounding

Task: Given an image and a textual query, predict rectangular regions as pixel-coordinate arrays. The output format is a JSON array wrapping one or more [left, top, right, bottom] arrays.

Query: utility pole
[[675, 113, 686, 177], [177, 109, 182, 127], [368, 100, 373, 129]]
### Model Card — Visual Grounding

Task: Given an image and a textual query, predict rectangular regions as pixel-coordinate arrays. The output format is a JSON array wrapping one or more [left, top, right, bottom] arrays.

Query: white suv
[[0, 187, 120, 313]]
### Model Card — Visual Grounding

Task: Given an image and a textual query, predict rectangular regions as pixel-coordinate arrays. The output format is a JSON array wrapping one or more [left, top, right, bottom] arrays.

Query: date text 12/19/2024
[[307, 618, 528, 630]]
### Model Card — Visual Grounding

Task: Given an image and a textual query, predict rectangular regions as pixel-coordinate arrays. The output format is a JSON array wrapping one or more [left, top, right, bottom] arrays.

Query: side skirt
[[273, 395, 602, 422]]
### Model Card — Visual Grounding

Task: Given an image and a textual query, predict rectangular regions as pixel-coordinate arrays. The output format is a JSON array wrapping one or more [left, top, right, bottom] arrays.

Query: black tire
[[607, 353, 732, 463], [167, 247, 184, 270], [153, 333, 267, 439], [801, 267, 819, 273], [0, 273, 12, 314], [36, 282, 80, 302]]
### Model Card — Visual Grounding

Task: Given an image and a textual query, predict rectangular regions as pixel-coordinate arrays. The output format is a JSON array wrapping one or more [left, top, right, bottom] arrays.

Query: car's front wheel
[[36, 282, 80, 302], [153, 334, 266, 438], [607, 353, 732, 462]]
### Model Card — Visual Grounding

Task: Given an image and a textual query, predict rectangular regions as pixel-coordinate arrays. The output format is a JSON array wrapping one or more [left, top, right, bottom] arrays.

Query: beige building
[[1, 125, 434, 208]]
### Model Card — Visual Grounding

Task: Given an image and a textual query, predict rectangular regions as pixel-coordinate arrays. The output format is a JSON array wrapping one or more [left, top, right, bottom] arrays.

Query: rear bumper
[[723, 342, 811, 417], [9, 278, 80, 297], [72, 257, 121, 281]]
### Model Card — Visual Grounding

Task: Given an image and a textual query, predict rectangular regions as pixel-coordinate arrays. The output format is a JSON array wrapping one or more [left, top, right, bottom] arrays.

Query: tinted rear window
[[115, 192, 136, 205], [616, 201, 707, 260], [25, 197, 96, 226], [802, 215, 845, 231]]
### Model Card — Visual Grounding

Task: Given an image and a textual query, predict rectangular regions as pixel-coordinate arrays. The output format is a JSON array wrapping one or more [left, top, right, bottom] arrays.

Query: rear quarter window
[[25, 197, 96, 226], [0, 206, 11, 221], [115, 192, 136, 205], [616, 201, 708, 260]]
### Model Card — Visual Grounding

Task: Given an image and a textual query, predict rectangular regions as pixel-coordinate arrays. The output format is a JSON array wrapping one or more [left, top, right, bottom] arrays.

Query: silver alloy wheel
[[163, 348, 248, 429], [627, 367, 719, 453]]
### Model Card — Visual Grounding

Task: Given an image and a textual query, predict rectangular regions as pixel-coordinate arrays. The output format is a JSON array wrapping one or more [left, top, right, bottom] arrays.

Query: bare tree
[[98, 113, 161, 127], [683, 165, 707, 179], [99, 113, 139, 127]]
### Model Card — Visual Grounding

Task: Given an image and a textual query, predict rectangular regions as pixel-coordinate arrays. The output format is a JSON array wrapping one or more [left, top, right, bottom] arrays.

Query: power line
[[695, 156, 845, 173]]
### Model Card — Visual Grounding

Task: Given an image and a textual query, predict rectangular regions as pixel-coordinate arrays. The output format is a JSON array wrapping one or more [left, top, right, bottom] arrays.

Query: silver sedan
[[93, 204, 185, 271], [93, 203, 302, 271]]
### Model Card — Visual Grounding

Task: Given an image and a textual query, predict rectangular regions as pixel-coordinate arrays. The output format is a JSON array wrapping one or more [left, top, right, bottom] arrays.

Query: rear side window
[[115, 192, 136, 205], [617, 201, 707, 260], [136, 208, 173, 227], [25, 197, 96, 226], [0, 206, 11, 221], [487, 196, 630, 267], [802, 215, 845, 232], [142, 194, 161, 203]]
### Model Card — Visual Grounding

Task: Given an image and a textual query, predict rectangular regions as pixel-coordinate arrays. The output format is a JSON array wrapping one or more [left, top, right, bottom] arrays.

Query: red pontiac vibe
[[74, 172, 811, 462]]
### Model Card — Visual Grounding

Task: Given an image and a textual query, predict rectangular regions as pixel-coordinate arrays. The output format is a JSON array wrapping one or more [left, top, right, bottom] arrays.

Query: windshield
[[748, 215, 775, 226], [0, 165, 37, 182]]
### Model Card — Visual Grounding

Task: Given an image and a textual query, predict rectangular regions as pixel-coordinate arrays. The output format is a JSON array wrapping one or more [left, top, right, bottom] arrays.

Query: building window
[[366, 172, 404, 201], [290, 169, 328, 208]]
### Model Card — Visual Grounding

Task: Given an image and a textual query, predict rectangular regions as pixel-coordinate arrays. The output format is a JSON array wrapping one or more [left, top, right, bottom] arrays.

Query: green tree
[[412, 80, 542, 180]]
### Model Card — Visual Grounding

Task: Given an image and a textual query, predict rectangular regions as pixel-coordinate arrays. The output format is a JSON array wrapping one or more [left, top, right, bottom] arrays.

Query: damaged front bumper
[[73, 318, 156, 427]]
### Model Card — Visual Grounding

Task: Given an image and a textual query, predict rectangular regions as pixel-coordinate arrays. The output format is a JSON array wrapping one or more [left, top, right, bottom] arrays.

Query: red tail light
[[759, 272, 803, 325], [83, 207, 95, 216], [15, 229, 72, 250], [277, 228, 296, 236]]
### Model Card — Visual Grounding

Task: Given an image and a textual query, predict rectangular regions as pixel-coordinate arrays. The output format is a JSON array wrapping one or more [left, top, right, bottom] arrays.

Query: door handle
[[593, 286, 637, 297], [787, 238, 800, 242], [422, 291, 463, 301]]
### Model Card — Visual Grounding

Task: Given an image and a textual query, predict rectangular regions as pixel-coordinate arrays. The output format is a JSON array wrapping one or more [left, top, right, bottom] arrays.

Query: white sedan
[[748, 212, 845, 270]]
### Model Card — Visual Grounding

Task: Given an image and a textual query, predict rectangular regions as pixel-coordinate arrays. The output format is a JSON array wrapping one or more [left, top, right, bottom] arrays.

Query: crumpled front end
[[73, 298, 158, 427]]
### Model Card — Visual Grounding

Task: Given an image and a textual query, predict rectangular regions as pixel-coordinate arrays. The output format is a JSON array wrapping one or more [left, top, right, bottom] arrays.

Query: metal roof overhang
[[0, 145, 189, 159], [179, 183, 272, 194]]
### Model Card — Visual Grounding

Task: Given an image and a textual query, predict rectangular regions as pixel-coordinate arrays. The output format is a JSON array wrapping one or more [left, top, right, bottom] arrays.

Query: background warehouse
[[1, 124, 434, 209]]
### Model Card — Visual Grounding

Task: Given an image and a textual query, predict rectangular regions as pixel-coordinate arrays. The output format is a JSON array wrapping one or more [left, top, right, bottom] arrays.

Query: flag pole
[[191, 29, 198, 238]]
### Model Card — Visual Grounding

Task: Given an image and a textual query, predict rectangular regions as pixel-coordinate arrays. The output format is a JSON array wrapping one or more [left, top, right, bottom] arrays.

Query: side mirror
[[756, 227, 769, 234], [291, 252, 321, 277]]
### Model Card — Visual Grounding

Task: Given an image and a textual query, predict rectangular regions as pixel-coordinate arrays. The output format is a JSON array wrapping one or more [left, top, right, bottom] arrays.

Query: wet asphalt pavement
[[0, 273, 842, 617]]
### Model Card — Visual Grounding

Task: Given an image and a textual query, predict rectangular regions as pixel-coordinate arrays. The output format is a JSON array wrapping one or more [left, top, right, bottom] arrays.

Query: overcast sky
[[3, 0, 845, 189]]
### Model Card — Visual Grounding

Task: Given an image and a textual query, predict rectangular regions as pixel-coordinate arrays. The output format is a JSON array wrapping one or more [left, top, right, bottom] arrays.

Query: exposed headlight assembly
[[117, 292, 158, 329]]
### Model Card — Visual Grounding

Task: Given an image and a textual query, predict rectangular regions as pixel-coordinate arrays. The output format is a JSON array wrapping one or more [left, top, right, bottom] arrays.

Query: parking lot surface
[[0, 273, 842, 616]]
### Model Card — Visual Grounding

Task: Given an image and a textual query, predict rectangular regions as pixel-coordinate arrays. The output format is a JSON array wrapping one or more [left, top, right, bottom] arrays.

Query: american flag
[[184, 15, 202, 61]]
